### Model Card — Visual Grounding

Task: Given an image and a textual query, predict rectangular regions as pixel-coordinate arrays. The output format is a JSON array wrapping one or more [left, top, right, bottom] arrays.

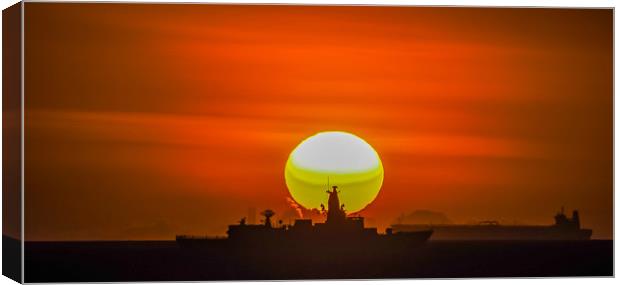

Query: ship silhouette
[[391, 207, 593, 241], [176, 185, 433, 250]]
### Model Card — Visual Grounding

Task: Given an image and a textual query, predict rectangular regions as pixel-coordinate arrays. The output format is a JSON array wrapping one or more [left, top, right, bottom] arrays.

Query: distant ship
[[177, 185, 433, 250], [391, 208, 592, 241]]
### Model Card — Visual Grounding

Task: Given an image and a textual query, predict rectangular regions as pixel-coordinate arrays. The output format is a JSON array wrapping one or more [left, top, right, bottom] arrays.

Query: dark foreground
[[25, 240, 612, 282]]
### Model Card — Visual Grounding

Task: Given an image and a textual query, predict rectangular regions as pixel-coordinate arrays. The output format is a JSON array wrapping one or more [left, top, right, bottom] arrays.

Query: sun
[[284, 131, 384, 213]]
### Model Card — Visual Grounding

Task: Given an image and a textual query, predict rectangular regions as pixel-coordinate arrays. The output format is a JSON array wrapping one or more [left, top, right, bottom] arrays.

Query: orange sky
[[24, 4, 612, 240]]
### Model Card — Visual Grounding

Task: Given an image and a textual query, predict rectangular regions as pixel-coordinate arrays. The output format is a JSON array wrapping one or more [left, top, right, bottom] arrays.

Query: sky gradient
[[24, 4, 612, 240]]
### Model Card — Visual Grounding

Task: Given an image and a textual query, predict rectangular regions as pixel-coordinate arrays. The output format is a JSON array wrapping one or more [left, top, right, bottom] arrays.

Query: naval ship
[[177, 185, 433, 250], [391, 208, 592, 241]]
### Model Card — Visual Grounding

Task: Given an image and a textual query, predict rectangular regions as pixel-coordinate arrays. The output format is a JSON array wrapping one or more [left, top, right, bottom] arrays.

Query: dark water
[[25, 240, 613, 282]]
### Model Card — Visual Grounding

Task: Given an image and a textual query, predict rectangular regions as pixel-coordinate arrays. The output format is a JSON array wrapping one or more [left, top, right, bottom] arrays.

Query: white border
[[7, 0, 620, 7]]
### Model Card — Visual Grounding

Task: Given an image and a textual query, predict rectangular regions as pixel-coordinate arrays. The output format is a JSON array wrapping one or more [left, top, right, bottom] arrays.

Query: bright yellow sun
[[284, 131, 384, 213]]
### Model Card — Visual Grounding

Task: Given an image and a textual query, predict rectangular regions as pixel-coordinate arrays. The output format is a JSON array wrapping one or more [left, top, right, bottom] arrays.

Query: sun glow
[[285, 131, 384, 213]]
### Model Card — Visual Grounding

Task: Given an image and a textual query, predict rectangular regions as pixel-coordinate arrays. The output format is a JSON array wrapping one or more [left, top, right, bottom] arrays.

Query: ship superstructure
[[177, 185, 432, 249]]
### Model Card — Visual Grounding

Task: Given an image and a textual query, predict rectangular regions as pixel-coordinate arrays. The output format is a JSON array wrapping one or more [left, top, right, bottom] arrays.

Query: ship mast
[[326, 185, 346, 225]]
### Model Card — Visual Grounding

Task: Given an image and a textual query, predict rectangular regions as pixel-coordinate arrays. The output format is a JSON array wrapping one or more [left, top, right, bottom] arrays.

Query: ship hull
[[391, 224, 592, 241], [176, 230, 433, 250]]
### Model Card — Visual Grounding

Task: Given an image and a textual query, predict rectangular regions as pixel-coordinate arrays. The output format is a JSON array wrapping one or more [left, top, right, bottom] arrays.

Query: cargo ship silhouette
[[176, 185, 433, 249], [391, 208, 592, 241]]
